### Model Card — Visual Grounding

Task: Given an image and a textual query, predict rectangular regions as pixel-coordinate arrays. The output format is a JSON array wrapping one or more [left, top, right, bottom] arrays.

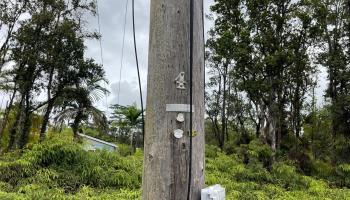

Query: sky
[[84, 0, 214, 113], [0, 0, 326, 111], [84, 0, 327, 114]]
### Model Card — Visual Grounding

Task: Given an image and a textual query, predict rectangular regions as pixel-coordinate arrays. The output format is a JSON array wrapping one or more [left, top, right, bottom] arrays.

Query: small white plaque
[[174, 129, 183, 139], [166, 104, 194, 113]]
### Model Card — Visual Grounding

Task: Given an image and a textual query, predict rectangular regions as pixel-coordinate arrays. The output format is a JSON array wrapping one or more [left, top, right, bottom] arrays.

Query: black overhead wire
[[96, 1, 104, 66], [117, 0, 129, 105], [187, 0, 194, 198], [132, 0, 145, 144], [95, 0, 109, 115], [96, 0, 143, 139]]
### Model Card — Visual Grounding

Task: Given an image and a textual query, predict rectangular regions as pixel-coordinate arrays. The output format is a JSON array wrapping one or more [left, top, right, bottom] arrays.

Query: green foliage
[[0, 132, 142, 199], [83, 128, 115, 143], [117, 143, 134, 157], [206, 144, 350, 199], [0, 135, 350, 199], [309, 159, 334, 179], [335, 164, 350, 187], [237, 139, 273, 167], [109, 103, 143, 148]]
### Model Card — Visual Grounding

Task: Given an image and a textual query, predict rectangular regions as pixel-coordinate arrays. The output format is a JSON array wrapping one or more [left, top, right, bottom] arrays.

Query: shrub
[[117, 143, 134, 157], [335, 164, 350, 187], [1, 130, 350, 199]]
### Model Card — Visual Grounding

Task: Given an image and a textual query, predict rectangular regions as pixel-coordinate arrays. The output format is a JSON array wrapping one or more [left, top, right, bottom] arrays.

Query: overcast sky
[[0, 0, 327, 111], [84, 0, 327, 114], [84, 0, 214, 113]]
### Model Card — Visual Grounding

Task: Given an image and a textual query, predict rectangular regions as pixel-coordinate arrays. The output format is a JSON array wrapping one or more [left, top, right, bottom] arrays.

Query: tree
[[0, 0, 28, 72], [39, 18, 92, 141], [7, 4, 53, 149], [0, 0, 99, 149], [109, 103, 143, 148], [206, 32, 234, 149], [207, 0, 315, 152], [55, 61, 108, 138], [309, 0, 350, 137], [34, 0, 97, 141]]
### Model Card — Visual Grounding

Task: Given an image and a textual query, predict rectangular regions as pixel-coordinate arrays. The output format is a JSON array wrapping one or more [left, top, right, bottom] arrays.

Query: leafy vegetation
[[0, 0, 349, 199], [0, 131, 349, 199], [0, 130, 142, 200], [109, 104, 143, 149], [206, 0, 350, 154], [205, 145, 350, 200], [0, 0, 108, 151]]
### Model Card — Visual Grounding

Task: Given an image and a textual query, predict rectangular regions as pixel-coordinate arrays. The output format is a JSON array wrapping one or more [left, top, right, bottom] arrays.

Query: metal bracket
[[188, 130, 198, 137], [166, 104, 194, 113]]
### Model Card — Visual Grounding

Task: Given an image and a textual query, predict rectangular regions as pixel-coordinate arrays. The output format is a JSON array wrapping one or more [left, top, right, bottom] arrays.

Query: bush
[[117, 143, 134, 157], [0, 132, 142, 199], [1, 131, 350, 199], [237, 139, 273, 167], [310, 159, 334, 179], [335, 164, 350, 187]]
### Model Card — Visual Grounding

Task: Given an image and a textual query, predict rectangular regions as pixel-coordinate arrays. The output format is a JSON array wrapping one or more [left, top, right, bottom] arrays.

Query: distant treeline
[[205, 0, 350, 164], [0, 0, 108, 150]]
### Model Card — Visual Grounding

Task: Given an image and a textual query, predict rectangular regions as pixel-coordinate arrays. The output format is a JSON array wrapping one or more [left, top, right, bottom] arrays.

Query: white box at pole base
[[201, 184, 225, 200]]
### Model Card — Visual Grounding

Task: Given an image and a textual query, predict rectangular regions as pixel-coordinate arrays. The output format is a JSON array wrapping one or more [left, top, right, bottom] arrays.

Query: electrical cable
[[202, 0, 205, 101], [96, 0, 104, 67], [117, 0, 129, 105], [187, 0, 194, 198], [132, 0, 145, 144], [95, 0, 109, 115]]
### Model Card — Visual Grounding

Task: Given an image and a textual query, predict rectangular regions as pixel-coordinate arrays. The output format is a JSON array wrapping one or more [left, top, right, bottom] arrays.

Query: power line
[[95, 0, 109, 115], [96, 0, 104, 66], [117, 0, 129, 105], [132, 0, 145, 144], [187, 0, 194, 198]]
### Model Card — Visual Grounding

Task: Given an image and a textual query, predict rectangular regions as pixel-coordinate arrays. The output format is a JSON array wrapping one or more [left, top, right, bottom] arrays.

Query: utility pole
[[142, 0, 204, 199]]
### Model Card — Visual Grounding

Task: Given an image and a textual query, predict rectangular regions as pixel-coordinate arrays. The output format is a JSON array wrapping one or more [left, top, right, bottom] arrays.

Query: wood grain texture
[[142, 0, 205, 199]]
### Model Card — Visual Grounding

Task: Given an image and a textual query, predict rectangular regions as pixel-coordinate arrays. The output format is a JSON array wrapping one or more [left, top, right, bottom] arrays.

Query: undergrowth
[[0, 131, 142, 200], [0, 133, 349, 199]]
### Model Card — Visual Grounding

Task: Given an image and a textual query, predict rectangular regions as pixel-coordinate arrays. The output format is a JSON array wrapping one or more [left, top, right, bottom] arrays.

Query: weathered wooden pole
[[142, 0, 204, 199]]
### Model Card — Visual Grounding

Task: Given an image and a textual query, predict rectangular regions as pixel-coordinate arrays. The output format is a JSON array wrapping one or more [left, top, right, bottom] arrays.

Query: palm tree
[[110, 103, 143, 147], [55, 77, 109, 138]]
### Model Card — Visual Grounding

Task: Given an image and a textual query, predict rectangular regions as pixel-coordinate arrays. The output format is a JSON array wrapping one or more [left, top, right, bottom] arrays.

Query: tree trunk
[[130, 131, 134, 153], [39, 99, 55, 142], [39, 64, 55, 141], [256, 119, 261, 138], [266, 101, 277, 153], [220, 65, 227, 150], [0, 88, 17, 143], [268, 112, 277, 152], [72, 109, 83, 138], [8, 96, 25, 150], [226, 70, 231, 142], [18, 93, 31, 149], [142, 0, 205, 199]]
